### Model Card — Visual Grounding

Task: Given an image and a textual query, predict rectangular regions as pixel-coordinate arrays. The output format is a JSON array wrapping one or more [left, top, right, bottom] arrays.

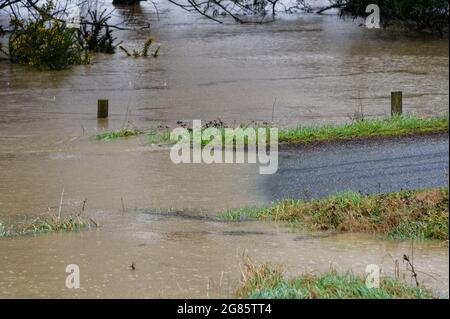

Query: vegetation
[[0, 214, 97, 238], [147, 121, 274, 147], [96, 127, 144, 141], [236, 262, 435, 299], [77, 9, 118, 54], [1, 0, 448, 36], [159, 0, 450, 35], [0, 1, 159, 69], [224, 188, 449, 240], [278, 114, 449, 145], [341, 0, 449, 36], [148, 128, 171, 144], [142, 115, 449, 147], [8, 2, 88, 70], [119, 37, 160, 58]]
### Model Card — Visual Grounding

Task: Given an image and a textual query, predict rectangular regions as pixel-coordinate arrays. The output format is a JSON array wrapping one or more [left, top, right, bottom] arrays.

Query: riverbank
[[224, 188, 449, 241], [236, 262, 435, 299]]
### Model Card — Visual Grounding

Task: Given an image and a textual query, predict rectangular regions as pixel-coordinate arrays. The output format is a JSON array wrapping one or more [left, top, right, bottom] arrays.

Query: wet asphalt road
[[267, 133, 449, 200]]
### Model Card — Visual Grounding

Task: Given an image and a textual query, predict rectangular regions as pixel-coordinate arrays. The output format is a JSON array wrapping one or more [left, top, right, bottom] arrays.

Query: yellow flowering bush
[[8, 5, 88, 70]]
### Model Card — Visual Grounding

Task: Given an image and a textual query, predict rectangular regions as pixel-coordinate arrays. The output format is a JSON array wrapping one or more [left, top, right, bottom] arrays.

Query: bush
[[77, 9, 118, 54], [342, 0, 449, 36], [8, 3, 88, 70]]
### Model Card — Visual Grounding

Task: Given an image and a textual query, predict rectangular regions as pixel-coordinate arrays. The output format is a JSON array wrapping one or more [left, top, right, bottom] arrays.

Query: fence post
[[97, 99, 109, 119], [391, 91, 403, 116]]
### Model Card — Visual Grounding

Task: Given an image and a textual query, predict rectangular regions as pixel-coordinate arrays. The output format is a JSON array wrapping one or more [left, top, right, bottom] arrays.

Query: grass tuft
[[236, 263, 435, 299], [96, 127, 144, 141], [224, 188, 449, 240], [0, 212, 98, 238], [148, 129, 172, 145]]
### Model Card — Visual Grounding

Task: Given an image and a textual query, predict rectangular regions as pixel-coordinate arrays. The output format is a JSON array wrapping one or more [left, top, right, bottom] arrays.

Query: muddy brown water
[[0, 213, 448, 298], [0, 1, 448, 298]]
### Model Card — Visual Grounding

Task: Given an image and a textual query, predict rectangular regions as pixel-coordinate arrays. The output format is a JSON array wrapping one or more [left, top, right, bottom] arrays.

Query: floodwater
[[0, 1, 448, 298], [0, 212, 449, 298]]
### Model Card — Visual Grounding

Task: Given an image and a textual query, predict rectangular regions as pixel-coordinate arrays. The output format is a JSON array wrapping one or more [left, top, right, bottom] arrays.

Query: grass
[[148, 126, 270, 147], [94, 115, 449, 145], [95, 127, 144, 141], [0, 212, 98, 238], [278, 114, 449, 145], [223, 188, 449, 241], [148, 129, 172, 144], [236, 262, 435, 299]]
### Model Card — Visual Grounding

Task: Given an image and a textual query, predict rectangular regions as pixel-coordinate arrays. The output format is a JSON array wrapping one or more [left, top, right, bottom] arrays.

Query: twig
[[121, 197, 126, 214], [316, 3, 346, 14], [403, 254, 419, 287], [78, 198, 87, 217], [271, 98, 277, 122], [89, 217, 99, 228], [150, 0, 160, 22], [58, 188, 64, 221]]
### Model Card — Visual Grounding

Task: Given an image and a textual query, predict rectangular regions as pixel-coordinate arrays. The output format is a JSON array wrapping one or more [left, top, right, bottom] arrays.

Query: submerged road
[[267, 133, 449, 200]]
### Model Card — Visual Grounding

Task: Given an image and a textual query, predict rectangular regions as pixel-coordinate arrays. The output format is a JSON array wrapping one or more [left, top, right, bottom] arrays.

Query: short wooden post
[[97, 99, 109, 119], [391, 91, 402, 116]]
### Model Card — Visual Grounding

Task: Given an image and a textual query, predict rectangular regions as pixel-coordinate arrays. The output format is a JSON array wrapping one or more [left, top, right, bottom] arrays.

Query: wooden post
[[97, 99, 109, 119], [391, 91, 402, 116]]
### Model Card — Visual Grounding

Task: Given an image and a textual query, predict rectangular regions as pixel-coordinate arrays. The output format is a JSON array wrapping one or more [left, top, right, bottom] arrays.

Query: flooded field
[[0, 1, 448, 298], [1, 212, 448, 298]]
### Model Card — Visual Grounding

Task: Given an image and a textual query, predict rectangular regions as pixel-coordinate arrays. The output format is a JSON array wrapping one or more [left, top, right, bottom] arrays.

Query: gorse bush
[[8, 4, 88, 70]]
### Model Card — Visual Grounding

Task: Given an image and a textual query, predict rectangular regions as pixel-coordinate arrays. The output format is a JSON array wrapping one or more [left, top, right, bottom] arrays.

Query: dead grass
[[0, 198, 98, 238]]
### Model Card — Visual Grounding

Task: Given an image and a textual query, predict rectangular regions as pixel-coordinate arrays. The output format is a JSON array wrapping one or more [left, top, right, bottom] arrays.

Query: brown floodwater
[[0, 211, 448, 298], [0, 1, 448, 298]]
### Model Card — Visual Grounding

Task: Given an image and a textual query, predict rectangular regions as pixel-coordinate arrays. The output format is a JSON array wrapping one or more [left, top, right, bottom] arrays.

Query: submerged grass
[[148, 129, 172, 145], [224, 188, 449, 241], [95, 115, 449, 144], [0, 214, 97, 238], [96, 127, 144, 141], [236, 263, 435, 299]]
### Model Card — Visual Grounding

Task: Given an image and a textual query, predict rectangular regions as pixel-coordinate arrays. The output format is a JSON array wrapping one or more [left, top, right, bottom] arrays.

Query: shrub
[[8, 2, 88, 70], [342, 0, 449, 36], [77, 9, 118, 54]]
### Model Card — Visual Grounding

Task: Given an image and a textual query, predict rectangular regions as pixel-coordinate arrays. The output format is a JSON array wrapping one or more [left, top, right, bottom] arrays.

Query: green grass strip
[[93, 115, 448, 144], [96, 127, 144, 141], [278, 114, 448, 144], [223, 188, 449, 240]]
